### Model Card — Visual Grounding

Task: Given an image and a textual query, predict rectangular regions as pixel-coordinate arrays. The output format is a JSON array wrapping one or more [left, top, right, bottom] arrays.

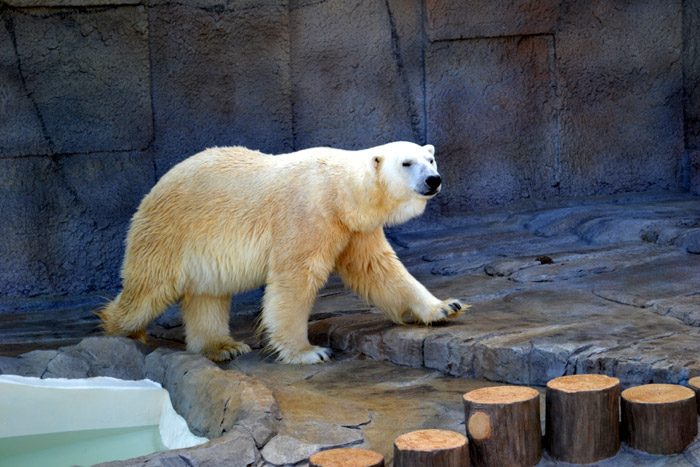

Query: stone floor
[[2, 193, 700, 465], [307, 193, 700, 388]]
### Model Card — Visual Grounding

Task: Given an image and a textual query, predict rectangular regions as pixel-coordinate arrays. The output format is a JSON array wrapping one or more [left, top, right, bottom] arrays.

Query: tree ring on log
[[547, 374, 618, 392], [394, 429, 467, 451], [622, 383, 694, 403], [464, 385, 539, 404], [309, 448, 385, 467], [468, 411, 492, 441]]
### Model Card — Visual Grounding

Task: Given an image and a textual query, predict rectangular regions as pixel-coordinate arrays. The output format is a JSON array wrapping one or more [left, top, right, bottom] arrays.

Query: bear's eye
[[429, 159, 435, 165], [402, 161, 413, 167]]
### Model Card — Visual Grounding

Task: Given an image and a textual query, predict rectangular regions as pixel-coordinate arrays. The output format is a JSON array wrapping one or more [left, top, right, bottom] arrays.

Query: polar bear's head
[[368, 141, 442, 225], [372, 141, 441, 200]]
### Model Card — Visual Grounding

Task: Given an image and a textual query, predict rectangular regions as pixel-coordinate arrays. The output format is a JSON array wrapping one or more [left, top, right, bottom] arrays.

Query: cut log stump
[[393, 429, 469, 467], [621, 383, 698, 454], [687, 377, 700, 414], [545, 374, 620, 464], [463, 385, 541, 467], [309, 448, 385, 467]]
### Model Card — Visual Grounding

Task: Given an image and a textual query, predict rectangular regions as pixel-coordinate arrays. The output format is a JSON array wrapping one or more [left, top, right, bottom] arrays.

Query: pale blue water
[[0, 425, 167, 467]]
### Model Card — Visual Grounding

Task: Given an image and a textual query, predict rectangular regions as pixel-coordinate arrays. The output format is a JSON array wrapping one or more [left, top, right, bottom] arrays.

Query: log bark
[[545, 374, 620, 464], [621, 383, 697, 454], [309, 448, 385, 467], [463, 385, 541, 467], [393, 429, 469, 467], [687, 377, 700, 415]]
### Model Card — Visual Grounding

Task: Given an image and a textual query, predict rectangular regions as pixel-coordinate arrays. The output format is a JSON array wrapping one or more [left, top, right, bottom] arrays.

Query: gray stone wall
[[1, 0, 698, 306], [685, 0, 700, 194]]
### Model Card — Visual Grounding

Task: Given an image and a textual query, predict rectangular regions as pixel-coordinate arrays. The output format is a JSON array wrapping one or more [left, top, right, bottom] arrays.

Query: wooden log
[[687, 377, 700, 414], [545, 374, 620, 464], [462, 385, 541, 467], [309, 448, 385, 467], [621, 383, 697, 454], [393, 429, 469, 467]]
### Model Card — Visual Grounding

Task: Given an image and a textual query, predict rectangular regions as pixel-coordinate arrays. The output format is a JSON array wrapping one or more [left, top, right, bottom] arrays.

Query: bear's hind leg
[[181, 294, 251, 362]]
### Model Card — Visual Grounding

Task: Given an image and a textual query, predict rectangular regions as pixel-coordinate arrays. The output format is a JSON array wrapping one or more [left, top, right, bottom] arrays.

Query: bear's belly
[[180, 238, 269, 296]]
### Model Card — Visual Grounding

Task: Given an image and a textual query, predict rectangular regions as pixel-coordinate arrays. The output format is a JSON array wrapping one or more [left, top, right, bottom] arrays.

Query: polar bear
[[100, 142, 467, 364]]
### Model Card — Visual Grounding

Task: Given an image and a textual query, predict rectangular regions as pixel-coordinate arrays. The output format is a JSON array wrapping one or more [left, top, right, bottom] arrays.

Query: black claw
[[449, 302, 461, 312], [440, 308, 449, 317]]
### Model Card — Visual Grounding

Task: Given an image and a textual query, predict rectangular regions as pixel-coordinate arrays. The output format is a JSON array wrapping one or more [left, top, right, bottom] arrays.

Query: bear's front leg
[[260, 271, 332, 364], [336, 228, 469, 325]]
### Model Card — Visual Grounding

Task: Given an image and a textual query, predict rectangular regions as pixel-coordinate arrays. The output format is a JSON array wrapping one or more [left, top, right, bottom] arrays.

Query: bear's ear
[[373, 155, 383, 170], [424, 144, 435, 156]]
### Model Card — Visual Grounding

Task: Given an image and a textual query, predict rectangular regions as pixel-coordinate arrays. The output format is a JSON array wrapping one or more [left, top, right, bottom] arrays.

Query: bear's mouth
[[420, 187, 441, 197]]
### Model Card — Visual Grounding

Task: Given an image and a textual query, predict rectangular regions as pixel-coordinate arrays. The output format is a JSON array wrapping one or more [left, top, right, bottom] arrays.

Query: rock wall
[[1, 0, 698, 305], [685, 0, 700, 194]]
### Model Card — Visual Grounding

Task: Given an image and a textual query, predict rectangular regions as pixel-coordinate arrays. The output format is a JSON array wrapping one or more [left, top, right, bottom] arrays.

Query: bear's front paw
[[423, 299, 468, 324], [201, 340, 252, 362], [439, 299, 468, 319], [277, 345, 333, 365]]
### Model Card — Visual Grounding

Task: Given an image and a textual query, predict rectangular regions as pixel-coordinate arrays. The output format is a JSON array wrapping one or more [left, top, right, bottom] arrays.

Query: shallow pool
[[0, 375, 207, 467], [0, 426, 166, 467]]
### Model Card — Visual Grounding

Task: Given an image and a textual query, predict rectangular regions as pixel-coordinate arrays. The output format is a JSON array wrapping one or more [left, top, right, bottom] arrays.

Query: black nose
[[425, 175, 442, 191]]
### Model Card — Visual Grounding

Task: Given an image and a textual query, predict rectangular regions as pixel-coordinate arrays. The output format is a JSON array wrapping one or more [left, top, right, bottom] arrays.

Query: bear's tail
[[94, 293, 149, 345]]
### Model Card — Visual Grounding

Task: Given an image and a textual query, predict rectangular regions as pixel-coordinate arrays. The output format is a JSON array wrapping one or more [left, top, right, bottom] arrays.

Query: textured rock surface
[[148, 0, 293, 175], [289, 0, 423, 149], [685, 1, 700, 151], [426, 35, 558, 210], [145, 348, 280, 444], [0, 152, 153, 301], [260, 434, 322, 465], [425, 0, 558, 40], [0, 19, 48, 156], [691, 150, 700, 196], [555, 1, 684, 197], [2, 6, 151, 156], [5, 0, 140, 5], [0, 336, 148, 379], [0, 300, 107, 355]]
